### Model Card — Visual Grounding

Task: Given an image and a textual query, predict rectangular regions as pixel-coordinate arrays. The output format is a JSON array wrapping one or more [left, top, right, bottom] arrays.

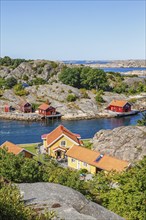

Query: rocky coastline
[[0, 111, 114, 122], [0, 112, 42, 122], [84, 59, 146, 68]]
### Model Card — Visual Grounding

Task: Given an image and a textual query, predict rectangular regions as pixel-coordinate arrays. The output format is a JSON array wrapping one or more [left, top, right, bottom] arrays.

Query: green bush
[[80, 88, 89, 98], [128, 98, 137, 103], [0, 56, 26, 68], [0, 77, 6, 89], [23, 74, 29, 81], [0, 179, 56, 220], [5, 77, 17, 89], [95, 90, 105, 103], [50, 61, 58, 68], [13, 84, 29, 96], [32, 78, 46, 85], [0, 89, 3, 96], [68, 89, 72, 93], [0, 183, 31, 220], [66, 94, 77, 102]]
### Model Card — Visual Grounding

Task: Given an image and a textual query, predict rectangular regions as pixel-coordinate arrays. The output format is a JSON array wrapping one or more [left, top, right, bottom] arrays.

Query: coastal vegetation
[[13, 84, 29, 96], [0, 76, 17, 89], [0, 148, 145, 220], [59, 66, 108, 90], [0, 56, 27, 68], [59, 66, 146, 96], [66, 93, 77, 102]]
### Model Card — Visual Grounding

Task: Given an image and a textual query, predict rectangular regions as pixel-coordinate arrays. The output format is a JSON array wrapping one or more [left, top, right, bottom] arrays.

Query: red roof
[[108, 100, 130, 107], [38, 103, 55, 111], [41, 134, 48, 139], [42, 125, 82, 147]]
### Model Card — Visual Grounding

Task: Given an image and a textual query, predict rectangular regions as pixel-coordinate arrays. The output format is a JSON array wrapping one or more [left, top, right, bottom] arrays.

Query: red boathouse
[[20, 102, 32, 113], [107, 100, 131, 113], [38, 103, 56, 116]]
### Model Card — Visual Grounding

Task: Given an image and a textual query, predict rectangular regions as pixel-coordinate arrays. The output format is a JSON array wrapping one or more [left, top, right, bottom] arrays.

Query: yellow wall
[[67, 157, 96, 174], [43, 139, 47, 149], [43, 135, 77, 158]]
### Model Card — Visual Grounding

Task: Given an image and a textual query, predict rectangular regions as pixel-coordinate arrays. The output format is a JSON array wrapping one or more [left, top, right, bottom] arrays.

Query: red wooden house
[[107, 100, 131, 113], [20, 102, 32, 113], [38, 103, 56, 116], [4, 105, 10, 112]]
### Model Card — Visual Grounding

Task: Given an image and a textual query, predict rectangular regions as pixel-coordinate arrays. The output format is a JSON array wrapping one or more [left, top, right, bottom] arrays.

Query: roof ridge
[[46, 124, 64, 138]]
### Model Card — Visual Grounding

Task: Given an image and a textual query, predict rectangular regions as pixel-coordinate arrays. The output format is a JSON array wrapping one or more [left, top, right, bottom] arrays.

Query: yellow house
[[41, 125, 83, 159], [66, 145, 129, 174]]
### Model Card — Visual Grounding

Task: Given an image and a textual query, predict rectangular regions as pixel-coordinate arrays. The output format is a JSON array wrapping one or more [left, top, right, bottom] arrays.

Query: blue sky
[[0, 0, 145, 60]]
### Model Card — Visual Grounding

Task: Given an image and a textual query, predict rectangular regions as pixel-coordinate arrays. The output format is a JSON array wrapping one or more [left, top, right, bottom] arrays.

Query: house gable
[[48, 135, 79, 158]]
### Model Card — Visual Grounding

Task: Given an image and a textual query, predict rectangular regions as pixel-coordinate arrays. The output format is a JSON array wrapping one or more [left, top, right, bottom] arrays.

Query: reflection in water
[[0, 112, 145, 144]]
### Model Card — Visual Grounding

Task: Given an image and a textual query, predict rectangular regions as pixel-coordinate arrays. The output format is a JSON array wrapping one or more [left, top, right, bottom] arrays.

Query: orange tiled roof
[[66, 145, 100, 166], [109, 100, 130, 107], [38, 103, 51, 111], [66, 145, 129, 172], [0, 141, 35, 156], [0, 141, 23, 155], [44, 125, 82, 147], [96, 154, 129, 172]]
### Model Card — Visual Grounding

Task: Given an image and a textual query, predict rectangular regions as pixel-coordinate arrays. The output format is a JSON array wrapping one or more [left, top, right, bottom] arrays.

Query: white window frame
[[83, 162, 87, 167], [71, 158, 76, 163], [61, 140, 66, 147]]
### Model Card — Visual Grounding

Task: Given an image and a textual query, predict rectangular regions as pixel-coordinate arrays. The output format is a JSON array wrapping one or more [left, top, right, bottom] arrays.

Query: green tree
[[5, 77, 17, 88], [0, 178, 57, 220], [59, 67, 81, 88], [88, 157, 146, 220], [81, 68, 108, 90], [0, 149, 43, 183], [95, 90, 105, 103], [13, 84, 29, 96]]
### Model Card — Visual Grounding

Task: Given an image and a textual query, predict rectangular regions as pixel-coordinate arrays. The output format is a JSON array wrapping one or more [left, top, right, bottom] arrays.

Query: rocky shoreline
[[0, 111, 117, 122], [0, 109, 143, 122], [84, 60, 146, 68], [0, 112, 42, 122]]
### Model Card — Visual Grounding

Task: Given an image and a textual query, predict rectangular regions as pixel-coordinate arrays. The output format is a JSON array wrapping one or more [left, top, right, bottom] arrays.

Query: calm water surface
[[102, 67, 146, 72], [0, 112, 144, 144]]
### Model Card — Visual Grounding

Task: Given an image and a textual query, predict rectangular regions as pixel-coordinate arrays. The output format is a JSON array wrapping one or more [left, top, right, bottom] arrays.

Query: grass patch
[[18, 143, 39, 154], [18, 143, 45, 162], [82, 139, 93, 149]]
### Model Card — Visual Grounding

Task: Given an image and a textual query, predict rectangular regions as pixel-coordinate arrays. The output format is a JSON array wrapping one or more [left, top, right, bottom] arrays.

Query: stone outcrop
[[92, 126, 146, 162], [18, 182, 124, 220]]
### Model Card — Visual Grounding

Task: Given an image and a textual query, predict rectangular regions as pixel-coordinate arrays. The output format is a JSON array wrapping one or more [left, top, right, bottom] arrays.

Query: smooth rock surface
[[93, 126, 146, 162], [18, 182, 124, 220]]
